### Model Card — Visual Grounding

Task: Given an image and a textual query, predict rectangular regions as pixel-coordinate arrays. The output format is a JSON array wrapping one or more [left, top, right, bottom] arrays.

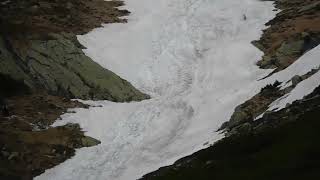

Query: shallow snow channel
[[36, 0, 278, 179]]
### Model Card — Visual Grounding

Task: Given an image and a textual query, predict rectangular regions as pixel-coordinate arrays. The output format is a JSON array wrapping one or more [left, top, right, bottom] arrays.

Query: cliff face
[[0, 0, 149, 101]]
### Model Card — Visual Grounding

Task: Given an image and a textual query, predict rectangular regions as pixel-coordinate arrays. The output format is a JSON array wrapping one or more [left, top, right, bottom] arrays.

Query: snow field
[[36, 0, 320, 180]]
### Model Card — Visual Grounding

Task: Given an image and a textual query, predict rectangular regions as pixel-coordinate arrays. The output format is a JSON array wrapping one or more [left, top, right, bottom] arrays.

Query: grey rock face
[[0, 34, 149, 101]]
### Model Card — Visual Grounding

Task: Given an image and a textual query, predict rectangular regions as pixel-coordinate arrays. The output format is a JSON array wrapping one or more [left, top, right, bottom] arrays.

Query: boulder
[[291, 75, 302, 87], [227, 107, 252, 129]]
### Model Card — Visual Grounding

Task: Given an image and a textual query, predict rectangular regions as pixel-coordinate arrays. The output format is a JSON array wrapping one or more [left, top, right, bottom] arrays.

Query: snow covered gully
[[36, 0, 320, 180]]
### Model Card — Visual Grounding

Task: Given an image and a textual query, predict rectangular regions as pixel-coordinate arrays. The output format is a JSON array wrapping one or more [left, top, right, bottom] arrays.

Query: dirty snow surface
[[36, 0, 282, 179]]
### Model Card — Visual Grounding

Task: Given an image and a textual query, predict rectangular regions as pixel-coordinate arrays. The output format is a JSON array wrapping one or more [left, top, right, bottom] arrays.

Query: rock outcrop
[[0, 34, 148, 101], [254, 0, 320, 72], [0, 0, 149, 101]]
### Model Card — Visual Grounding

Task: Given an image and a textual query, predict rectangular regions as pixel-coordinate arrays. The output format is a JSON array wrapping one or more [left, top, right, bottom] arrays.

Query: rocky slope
[[141, 0, 320, 179], [0, 0, 149, 101], [221, 0, 320, 137], [254, 0, 320, 72], [142, 86, 320, 180]]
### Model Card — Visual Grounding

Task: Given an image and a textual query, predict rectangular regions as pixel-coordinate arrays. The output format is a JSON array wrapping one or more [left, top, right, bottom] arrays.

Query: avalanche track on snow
[[36, 0, 279, 179]]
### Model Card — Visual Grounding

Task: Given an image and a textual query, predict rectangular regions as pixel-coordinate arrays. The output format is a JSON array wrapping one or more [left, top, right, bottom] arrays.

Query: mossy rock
[[81, 136, 101, 147]]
